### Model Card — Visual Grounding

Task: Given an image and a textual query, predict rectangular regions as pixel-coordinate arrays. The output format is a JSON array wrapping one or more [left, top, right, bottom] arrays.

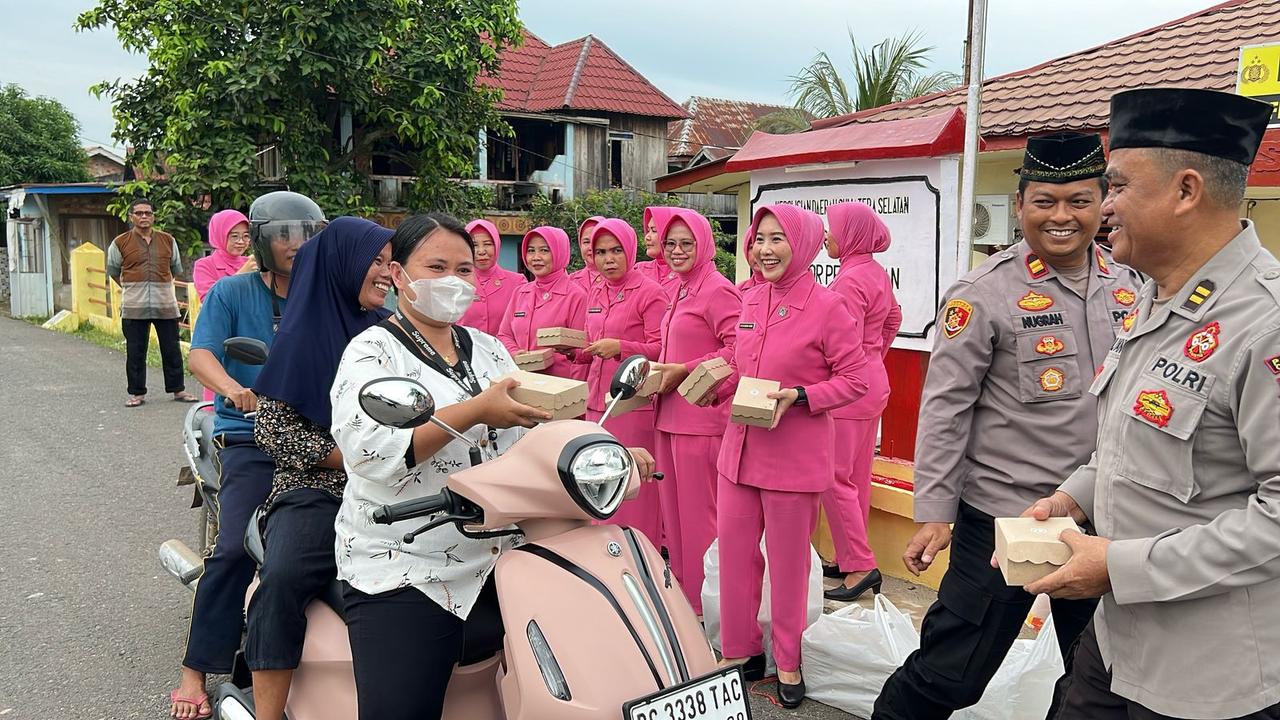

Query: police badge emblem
[[1134, 389, 1174, 428], [942, 299, 973, 339], [1017, 291, 1055, 311], [1039, 367, 1066, 392], [1183, 321, 1221, 363]]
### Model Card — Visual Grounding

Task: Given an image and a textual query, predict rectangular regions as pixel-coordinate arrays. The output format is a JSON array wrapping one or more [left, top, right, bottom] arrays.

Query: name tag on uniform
[[739, 322, 756, 330], [588, 307, 603, 314], [513, 311, 527, 318]]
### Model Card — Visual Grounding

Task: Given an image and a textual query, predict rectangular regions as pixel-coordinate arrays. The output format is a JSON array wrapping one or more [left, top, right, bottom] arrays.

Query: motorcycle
[[213, 352, 751, 720], [160, 337, 271, 591]]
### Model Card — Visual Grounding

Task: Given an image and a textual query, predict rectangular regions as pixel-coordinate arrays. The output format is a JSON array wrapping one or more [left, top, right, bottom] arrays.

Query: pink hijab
[[748, 203, 825, 294], [521, 226, 571, 290], [657, 208, 717, 286], [826, 201, 891, 266], [192, 209, 251, 299], [465, 218, 504, 282], [642, 206, 676, 267], [589, 218, 638, 289]]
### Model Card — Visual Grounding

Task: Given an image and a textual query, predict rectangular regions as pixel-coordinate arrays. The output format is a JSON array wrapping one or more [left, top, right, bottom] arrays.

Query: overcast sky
[[6, 0, 1213, 151]]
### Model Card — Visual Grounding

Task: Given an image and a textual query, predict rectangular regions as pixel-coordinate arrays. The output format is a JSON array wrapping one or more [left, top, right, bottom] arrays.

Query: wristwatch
[[793, 386, 808, 406]]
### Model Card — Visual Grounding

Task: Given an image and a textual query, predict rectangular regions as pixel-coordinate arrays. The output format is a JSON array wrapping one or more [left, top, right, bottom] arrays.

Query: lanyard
[[392, 310, 482, 398]]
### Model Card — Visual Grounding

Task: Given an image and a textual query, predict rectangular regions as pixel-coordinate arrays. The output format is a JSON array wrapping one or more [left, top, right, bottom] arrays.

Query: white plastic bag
[[801, 593, 920, 718], [700, 538, 824, 675], [954, 615, 1064, 720]]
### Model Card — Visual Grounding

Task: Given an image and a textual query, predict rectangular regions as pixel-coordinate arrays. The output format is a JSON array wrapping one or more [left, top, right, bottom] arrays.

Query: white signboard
[[750, 156, 961, 352]]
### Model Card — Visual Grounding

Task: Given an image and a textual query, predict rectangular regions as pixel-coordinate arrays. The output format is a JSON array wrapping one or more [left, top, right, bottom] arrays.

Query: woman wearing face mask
[[648, 208, 741, 614], [633, 206, 680, 295], [496, 226, 589, 380], [330, 213, 555, 720], [193, 208, 255, 300], [458, 219, 526, 335], [713, 204, 869, 708], [820, 202, 902, 602], [568, 215, 605, 291], [573, 218, 667, 543], [243, 217, 396, 720]]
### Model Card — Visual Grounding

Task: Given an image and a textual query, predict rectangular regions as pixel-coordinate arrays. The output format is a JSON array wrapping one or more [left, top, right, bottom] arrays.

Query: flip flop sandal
[[169, 688, 212, 719], [125, 395, 146, 408], [172, 392, 200, 403]]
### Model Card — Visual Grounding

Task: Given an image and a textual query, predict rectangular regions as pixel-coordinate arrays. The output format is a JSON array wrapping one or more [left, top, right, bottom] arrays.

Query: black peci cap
[[1017, 132, 1107, 184], [1108, 87, 1273, 166]]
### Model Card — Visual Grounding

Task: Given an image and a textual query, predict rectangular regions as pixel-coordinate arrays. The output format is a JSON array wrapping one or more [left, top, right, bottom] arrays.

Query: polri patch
[[1026, 254, 1049, 279], [1122, 309, 1137, 333], [1133, 389, 1173, 428], [1017, 291, 1055, 312], [942, 299, 973, 339], [1183, 321, 1221, 363], [1181, 279, 1216, 311], [1036, 335, 1065, 356], [1266, 355, 1280, 376], [1039, 367, 1066, 392], [1112, 288, 1136, 306]]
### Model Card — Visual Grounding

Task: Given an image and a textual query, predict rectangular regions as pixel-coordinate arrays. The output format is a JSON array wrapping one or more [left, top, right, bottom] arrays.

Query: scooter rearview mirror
[[359, 377, 436, 429], [223, 337, 270, 366], [609, 355, 651, 402]]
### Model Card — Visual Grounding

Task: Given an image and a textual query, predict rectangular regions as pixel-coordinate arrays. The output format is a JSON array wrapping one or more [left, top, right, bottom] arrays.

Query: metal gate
[[8, 217, 53, 318]]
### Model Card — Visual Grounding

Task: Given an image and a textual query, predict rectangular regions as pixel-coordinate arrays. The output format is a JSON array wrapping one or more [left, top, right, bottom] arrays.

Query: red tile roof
[[480, 30, 688, 119], [810, 0, 1280, 143], [668, 97, 812, 162]]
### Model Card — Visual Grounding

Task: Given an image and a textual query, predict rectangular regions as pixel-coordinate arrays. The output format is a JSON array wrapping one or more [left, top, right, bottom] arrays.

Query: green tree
[[76, 0, 522, 251], [757, 30, 961, 132], [529, 189, 738, 280], [0, 85, 91, 186]]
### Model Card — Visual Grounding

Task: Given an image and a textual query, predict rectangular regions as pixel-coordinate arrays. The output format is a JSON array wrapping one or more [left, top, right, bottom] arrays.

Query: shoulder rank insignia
[[1112, 288, 1136, 306], [1026, 253, 1049, 280], [1122, 309, 1137, 333], [1039, 367, 1066, 392], [1183, 321, 1221, 363], [1266, 355, 1280, 375], [1134, 389, 1173, 428], [942, 299, 973, 339], [1036, 335, 1065, 356], [1096, 247, 1111, 275], [1181, 279, 1216, 311], [1017, 290, 1055, 311]]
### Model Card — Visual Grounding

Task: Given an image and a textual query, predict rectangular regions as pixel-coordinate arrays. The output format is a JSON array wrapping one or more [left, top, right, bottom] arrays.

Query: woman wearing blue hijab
[[245, 216, 394, 720]]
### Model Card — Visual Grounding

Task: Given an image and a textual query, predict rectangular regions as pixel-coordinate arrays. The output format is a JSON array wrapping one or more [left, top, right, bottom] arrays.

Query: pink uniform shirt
[[825, 202, 902, 419], [716, 205, 870, 493], [634, 206, 681, 296], [568, 216, 606, 293], [460, 219, 527, 336], [192, 209, 251, 299], [497, 227, 588, 380], [654, 208, 741, 435]]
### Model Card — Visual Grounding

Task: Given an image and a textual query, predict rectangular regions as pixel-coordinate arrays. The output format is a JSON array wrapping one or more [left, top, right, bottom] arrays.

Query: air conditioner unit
[[972, 194, 1018, 247]]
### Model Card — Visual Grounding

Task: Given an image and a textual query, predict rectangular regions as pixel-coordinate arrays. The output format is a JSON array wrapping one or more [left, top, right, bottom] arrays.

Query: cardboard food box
[[499, 370, 588, 421], [605, 368, 663, 417], [535, 327, 588, 350], [513, 348, 555, 372], [677, 357, 734, 405], [731, 377, 781, 428], [994, 517, 1079, 586]]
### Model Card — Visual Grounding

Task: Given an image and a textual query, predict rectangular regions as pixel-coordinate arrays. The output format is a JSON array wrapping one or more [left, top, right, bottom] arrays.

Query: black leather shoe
[[777, 674, 806, 709], [821, 563, 843, 579], [740, 653, 766, 681], [823, 568, 883, 602]]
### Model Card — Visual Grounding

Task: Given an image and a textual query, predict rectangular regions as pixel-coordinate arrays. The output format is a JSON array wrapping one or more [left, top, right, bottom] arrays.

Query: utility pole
[[957, 0, 988, 276]]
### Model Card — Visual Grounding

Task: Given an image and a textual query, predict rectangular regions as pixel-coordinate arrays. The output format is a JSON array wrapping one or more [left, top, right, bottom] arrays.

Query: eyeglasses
[[131, 210, 154, 216], [663, 241, 696, 253]]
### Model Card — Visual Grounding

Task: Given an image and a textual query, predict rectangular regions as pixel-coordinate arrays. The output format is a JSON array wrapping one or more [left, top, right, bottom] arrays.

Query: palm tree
[[756, 30, 960, 132]]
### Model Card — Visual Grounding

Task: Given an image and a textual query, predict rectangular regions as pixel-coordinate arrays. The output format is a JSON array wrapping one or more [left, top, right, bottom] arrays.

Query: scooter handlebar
[[372, 494, 450, 524]]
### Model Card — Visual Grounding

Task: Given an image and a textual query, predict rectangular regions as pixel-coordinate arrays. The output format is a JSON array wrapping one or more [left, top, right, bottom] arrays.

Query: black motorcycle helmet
[[248, 191, 326, 275]]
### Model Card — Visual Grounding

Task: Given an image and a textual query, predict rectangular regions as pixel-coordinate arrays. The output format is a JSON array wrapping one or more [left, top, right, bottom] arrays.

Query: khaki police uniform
[[874, 241, 1142, 719], [1057, 222, 1280, 719]]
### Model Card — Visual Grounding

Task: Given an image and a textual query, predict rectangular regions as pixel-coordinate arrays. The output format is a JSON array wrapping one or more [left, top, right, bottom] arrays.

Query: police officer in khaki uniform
[[873, 132, 1143, 720], [1021, 89, 1280, 720]]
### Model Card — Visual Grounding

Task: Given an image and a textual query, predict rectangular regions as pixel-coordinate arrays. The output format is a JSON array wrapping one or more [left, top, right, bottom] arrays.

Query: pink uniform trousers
[[590, 408, 663, 546], [716, 475, 819, 673], [821, 417, 878, 572], [654, 431, 720, 614]]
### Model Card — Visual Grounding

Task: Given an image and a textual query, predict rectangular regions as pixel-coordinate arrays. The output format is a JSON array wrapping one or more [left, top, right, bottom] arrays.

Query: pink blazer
[[497, 274, 588, 380], [715, 280, 869, 493], [578, 273, 667, 413], [634, 259, 681, 297], [828, 257, 901, 419], [460, 266, 526, 336]]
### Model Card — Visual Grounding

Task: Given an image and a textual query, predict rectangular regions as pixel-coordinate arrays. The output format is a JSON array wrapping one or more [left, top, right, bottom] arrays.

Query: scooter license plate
[[623, 667, 752, 720]]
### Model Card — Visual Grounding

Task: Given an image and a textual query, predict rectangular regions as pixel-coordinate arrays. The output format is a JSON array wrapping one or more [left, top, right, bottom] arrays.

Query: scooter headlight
[[558, 436, 632, 519]]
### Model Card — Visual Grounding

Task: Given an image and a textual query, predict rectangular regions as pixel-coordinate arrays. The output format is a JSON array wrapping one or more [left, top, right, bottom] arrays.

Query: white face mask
[[403, 274, 476, 324]]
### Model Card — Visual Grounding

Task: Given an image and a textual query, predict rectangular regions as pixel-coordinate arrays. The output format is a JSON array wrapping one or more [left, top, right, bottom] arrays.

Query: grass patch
[[73, 324, 166, 369], [19, 315, 51, 326]]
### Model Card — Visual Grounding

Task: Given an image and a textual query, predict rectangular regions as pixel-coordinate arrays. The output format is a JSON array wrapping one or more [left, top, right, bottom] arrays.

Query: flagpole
[[957, 0, 988, 277]]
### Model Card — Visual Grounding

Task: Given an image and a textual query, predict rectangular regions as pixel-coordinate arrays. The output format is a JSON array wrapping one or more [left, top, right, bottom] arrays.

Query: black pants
[[343, 577, 504, 720], [121, 317, 185, 395], [244, 488, 340, 671], [1055, 622, 1280, 720], [873, 502, 1098, 720], [182, 435, 274, 674]]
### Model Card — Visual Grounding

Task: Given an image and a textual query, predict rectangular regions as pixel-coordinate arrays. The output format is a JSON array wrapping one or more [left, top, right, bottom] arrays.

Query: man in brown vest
[[107, 198, 198, 406]]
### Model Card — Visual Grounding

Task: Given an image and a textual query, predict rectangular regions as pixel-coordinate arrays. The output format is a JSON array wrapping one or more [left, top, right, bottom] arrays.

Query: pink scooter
[[213, 356, 750, 720]]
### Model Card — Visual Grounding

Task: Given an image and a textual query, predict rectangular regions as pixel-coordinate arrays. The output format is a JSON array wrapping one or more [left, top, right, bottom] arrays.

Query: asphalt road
[[0, 316, 867, 720]]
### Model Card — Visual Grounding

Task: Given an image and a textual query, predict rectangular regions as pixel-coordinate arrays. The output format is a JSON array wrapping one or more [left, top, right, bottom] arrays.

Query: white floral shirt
[[330, 324, 525, 619]]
